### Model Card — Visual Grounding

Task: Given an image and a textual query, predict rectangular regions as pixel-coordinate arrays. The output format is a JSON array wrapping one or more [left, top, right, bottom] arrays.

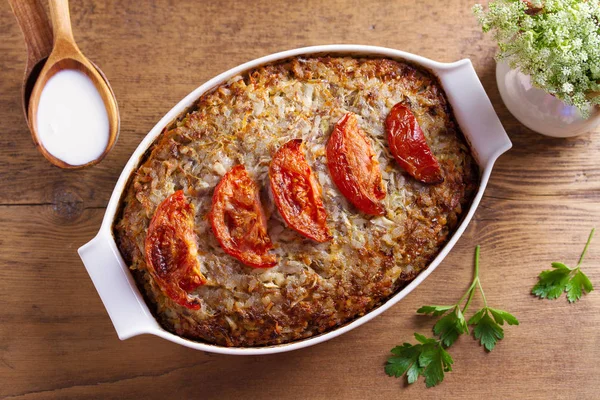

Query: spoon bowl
[[27, 0, 119, 169]]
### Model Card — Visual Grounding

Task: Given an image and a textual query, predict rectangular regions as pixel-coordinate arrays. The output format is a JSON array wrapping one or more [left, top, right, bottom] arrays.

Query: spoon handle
[[8, 0, 53, 75], [49, 0, 76, 45]]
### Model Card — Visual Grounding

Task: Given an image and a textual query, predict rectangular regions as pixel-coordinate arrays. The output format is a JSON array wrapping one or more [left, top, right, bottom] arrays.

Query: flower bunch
[[473, 0, 600, 117]]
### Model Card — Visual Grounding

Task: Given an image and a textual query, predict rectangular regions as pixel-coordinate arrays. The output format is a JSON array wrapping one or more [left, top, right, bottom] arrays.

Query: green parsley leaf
[[532, 267, 572, 300], [566, 270, 594, 303], [406, 361, 423, 384], [416, 305, 454, 316], [470, 305, 517, 352], [466, 308, 486, 325], [550, 262, 571, 272], [532, 228, 595, 302], [414, 332, 436, 344], [472, 311, 504, 351], [419, 344, 453, 388], [488, 307, 519, 326], [385, 343, 420, 378], [385, 334, 454, 388], [433, 307, 468, 347]]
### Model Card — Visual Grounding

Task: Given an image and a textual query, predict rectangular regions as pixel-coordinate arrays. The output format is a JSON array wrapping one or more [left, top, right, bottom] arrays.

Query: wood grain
[[7, 0, 53, 121], [7, 0, 52, 74], [0, 0, 599, 399]]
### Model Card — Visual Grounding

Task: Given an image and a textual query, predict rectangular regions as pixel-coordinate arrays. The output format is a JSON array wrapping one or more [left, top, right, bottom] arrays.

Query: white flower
[[474, 0, 600, 117], [562, 82, 574, 93]]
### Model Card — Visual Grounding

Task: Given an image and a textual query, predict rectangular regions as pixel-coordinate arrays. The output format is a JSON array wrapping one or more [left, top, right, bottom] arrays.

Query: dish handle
[[78, 232, 158, 340], [436, 59, 512, 167]]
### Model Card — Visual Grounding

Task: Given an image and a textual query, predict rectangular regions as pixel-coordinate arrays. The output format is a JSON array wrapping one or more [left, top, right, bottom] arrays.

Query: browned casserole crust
[[114, 56, 479, 347]]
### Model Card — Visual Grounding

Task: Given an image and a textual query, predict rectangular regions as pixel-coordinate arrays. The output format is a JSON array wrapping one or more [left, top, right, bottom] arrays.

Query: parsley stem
[[474, 245, 488, 307], [457, 279, 477, 309], [474, 245, 480, 278], [462, 280, 477, 313], [477, 279, 488, 308], [463, 245, 483, 312], [576, 228, 595, 267], [459, 245, 482, 313]]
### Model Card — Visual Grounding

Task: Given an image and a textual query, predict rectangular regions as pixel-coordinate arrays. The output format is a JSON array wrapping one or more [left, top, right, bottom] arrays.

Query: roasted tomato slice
[[385, 103, 444, 184], [210, 165, 277, 268], [269, 139, 332, 243], [326, 113, 386, 215], [145, 190, 206, 310]]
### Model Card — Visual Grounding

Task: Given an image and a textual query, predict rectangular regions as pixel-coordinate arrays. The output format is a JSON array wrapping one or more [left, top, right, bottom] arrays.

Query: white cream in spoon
[[36, 69, 109, 166]]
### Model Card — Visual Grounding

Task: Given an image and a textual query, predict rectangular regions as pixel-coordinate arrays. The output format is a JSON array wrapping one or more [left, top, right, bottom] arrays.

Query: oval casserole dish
[[78, 45, 511, 355]]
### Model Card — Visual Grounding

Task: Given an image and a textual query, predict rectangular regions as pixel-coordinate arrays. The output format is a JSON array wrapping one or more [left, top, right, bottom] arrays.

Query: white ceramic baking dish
[[78, 44, 511, 355]]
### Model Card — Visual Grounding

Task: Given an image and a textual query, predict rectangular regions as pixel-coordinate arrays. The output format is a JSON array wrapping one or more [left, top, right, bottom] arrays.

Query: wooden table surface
[[1, 1, 599, 398]]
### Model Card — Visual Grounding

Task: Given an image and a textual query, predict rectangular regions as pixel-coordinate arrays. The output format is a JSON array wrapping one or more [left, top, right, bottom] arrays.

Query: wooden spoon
[[9, 0, 118, 126], [8, 0, 53, 122], [26, 0, 119, 169]]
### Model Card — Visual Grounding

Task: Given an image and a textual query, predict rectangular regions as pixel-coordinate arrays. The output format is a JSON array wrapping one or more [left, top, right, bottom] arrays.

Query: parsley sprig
[[385, 246, 519, 387], [385, 333, 453, 388], [417, 246, 519, 351], [532, 228, 595, 302]]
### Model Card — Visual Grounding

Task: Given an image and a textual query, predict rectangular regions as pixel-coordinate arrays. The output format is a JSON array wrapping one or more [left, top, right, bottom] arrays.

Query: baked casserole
[[114, 56, 478, 347]]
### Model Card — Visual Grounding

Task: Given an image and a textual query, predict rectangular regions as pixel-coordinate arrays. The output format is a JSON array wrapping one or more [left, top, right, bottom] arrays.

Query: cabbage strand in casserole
[[114, 56, 478, 347]]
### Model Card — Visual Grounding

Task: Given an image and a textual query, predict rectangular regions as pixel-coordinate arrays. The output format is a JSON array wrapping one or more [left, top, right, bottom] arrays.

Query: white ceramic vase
[[496, 61, 600, 137]]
